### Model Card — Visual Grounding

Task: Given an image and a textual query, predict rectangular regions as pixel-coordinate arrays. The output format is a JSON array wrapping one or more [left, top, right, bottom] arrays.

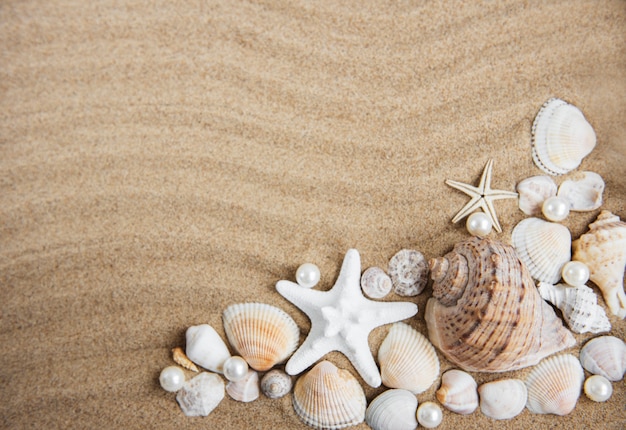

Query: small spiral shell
[[261, 369, 292, 399]]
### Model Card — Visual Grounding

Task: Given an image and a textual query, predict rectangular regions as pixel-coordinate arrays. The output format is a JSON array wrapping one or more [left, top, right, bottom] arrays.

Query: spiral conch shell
[[425, 237, 575, 372]]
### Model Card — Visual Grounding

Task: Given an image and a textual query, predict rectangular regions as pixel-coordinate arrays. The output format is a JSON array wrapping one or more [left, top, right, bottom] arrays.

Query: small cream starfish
[[276, 249, 418, 387], [446, 159, 518, 233]]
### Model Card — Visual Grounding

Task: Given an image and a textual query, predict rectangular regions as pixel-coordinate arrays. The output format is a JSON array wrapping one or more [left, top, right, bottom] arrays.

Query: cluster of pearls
[[541, 196, 570, 222], [223, 356, 249, 382], [295, 263, 321, 288], [561, 260, 590, 287]]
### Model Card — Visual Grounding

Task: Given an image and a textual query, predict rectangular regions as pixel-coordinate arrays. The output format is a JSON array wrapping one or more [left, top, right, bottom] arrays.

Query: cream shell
[[436, 369, 478, 415], [365, 389, 418, 430], [176, 372, 225, 417], [579, 336, 626, 382], [185, 324, 231, 373], [478, 379, 527, 420]]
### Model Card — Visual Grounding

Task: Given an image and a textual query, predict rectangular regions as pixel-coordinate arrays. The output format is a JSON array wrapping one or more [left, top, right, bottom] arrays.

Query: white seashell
[[260, 369, 292, 399], [436, 369, 478, 415], [378, 322, 439, 394], [531, 98, 596, 176], [176, 372, 225, 417], [557, 171, 604, 212], [579, 336, 626, 382], [360, 267, 392, 299], [226, 369, 259, 402], [185, 324, 231, 373], [365, 389, 418, 430], [478, 379, 527, 420], [537, 282, 611, 334], [511, 217, 571, 284], [525, 354, 584, 416], [292, 361, 366, 429], [388, 249, 429, 296], [223, 302, 299, 371], [517, 175, 557, 216]]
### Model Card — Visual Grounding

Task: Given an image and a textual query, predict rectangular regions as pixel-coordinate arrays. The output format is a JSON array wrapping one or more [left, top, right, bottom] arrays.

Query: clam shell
[[425, 237, 575, 372], [360, 266, 392, 299], [579, 336, 626, 381], [226, 369, 260, 402], [525, 354, 584, 416], [478, 379, 527, 420], [176, 372, 225, 417], [531, 98, 596, 176], [223, 302, 299, 371], [261, 369, 292, 399], [365, 389, 418, 430], [378, 322, 439, 394], [557, 171, 604, 212], [292, 361, 366, 429], [511, 217, 571, 284], [185, 324, 231, 373], [388, 249, 429, 296], [436, 369, 478, 415], [517, 175, 557, 216]]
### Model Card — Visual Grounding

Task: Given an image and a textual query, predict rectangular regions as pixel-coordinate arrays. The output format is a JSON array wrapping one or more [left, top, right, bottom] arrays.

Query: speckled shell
[[436, 369, 478, 415], [478, 379, 527, 420], [365, 389, 418, 430], [261, 369, 292, 399], [388, 249, 429, 296], [557, 171, 604, 212], [517, 175, 557, 216], [579, 336, 626, 382], [360, 267, 392, 299], [226, 369, 259, 402], [425, 237, 575, 372]]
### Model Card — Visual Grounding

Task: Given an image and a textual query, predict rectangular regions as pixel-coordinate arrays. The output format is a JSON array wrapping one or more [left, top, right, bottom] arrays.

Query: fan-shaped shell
[[360, 266, 392, 299], [517, 175, 557, 216], [226, 369, 259, 402], [388, 249, 429, 296], [525, 354, 584, 416], [579, 336, 626, 382], [425, 237, 575, 372], [531, 98, 596, 176], [185, 324, 231, 373], [378, 322, 439, 394], [261, 369, 292, 399], [365, 389, 418, 430], [292, 361, 366, 429], [557, 171, 604, 212], [436, 369, 478, 415], [478, 379, 527, 420], [223, 303, 299, 372], [511, 217, 571, 284]]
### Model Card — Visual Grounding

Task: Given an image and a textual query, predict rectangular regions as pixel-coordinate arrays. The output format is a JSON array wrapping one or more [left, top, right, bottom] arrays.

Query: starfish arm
[[445, 179, 481, 197], [363, 300, 418, 328], [276, 280, 330, 314], [338, 333, 382, 387], [450, 195, 483, 223], [285, 330, 336, 376], [480, 198, 503, 233], [485, 189, 519, 200], [478, 159, 494, 191], [336, 249, 362, 296]]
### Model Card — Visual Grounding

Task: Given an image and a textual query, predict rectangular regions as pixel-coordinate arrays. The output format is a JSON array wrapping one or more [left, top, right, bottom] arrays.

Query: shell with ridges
[[172, 346, 199, 372], [478, 379, 527, 420], [436, 369, 478, 415], [365, 389, 418, 430], [388, 249, 429, 296], [261, 369, 292, 399], [176, 372, 225, 417], [557, 171, 604, 212], [185, 324, 231, 373], [226, 369, 259, 402], [517, 175, 557, 216], [360, 266, 392, 299], [579, 336, 626, 381]]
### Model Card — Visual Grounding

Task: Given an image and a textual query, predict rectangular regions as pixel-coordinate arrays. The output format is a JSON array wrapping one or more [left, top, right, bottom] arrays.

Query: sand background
[[1, 1, 625, 428]]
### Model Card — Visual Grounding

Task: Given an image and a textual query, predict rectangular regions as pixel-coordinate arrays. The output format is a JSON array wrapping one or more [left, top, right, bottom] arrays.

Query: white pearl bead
[[159, 366, 185, 392], [417, 401, 443, 428], [584, 375, 613, 402], [561, 261, 590, 287], [296, 263, 321, 288], [223, 356, 249, 382], [466, 212, 492, 237], [542, 196, 570, 222]]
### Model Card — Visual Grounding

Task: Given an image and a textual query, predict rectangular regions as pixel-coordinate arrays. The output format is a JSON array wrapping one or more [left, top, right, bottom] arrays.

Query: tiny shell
[[261, 369, 292, 399], [517, 175, 557, 216], [365, 389, 418, 430], [478, 379, 527, 420], [579, 336, 626, 382], [185, 324, 231, 373], [172, 346, 199, 372], [436, 369, 478, 415], [388, 249, 429, 296], [360, 266, 392, 299], [557, 171, 604, 212], [176, 372, 225, 417], [226, 369, 259, 402]]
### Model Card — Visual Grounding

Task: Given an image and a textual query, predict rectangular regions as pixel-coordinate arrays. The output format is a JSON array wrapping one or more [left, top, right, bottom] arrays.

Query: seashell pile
[[478, 378, 527, 420], [388, 249, 429, 296], [365, 389, 418, 430], [579, 336, 626, 382], [436, 369, 478, 415]]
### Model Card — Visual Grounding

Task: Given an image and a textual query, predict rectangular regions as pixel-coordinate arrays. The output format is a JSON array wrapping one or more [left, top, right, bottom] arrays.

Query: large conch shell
[[425, 237, 575, 372], [572, 210, 626, 319]]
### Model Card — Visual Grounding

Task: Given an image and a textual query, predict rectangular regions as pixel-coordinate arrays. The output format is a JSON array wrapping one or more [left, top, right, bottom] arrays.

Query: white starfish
[[446, 159, 518, 233], [276, 249, 418, 387]]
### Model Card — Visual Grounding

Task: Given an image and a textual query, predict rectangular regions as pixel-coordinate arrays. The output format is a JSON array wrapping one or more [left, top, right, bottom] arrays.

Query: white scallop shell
[[511, 217, 571, 284], [365, 389, 418, 430], [226, 369, 259, 402], [531, 98, 596, 176], [388, 249, 429, 296], [176, 372, 225, 417], [436, 369, 478, 415], [378, 322, 440, 394], [185, 324, 231, 373], [360, 266, 392, 299], [478, 379, 527, 420], [517, 175, 557, 216], [223, 302, 299, 371], [579, 336, 626, 382], [525, 354, 584, 416], [557, 171, 604, 212], [260, 369, 292, 399]]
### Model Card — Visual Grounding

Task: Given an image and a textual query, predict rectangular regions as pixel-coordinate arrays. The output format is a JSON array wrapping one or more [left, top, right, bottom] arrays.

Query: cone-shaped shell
[[425, 237, 575, 373], [436, 369, 478, 415], [579, 336, 626, 382], [223, 302, 299, 371], [378, 323, 440, 394], [185, 324, 231, 373], [517, 175, 558, 216], [365, 389, 418, 430], [292, 361, 366, 429], [478, 379, 527, 420]]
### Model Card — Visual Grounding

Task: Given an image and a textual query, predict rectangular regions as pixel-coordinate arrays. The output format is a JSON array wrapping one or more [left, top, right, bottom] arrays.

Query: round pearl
[[296, 263, 321, 288], [417, 401, 443, 428], [584, 375, 613, 402], [466, 212, 492, 237], [159, 366, 185, 392], [561, 261, 590, 287], [223, 356, 249, 382], [542, 196, 570, 222]]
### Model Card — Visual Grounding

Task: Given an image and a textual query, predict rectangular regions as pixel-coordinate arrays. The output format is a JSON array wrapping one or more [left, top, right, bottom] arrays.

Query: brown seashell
[[172, 347, 199, 372]]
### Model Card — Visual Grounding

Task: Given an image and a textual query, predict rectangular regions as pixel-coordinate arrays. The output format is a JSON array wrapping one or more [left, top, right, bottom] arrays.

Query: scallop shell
[[511, 217, 571, 284], [378, 322, 440, 394], [538, 282, 611, 334], [360, 266, 392, 299], [365, 389, 418, 430], [223, 302, 299, 371], [388, 249, 429, 296], [525, 354, 584, 416], [436, 369, 478, 415], [172, 346, 199, 372], [531, 98, 596, 176], [517, 175, 557, 216], [176, 372, 225, 417], [572, 210, 626, 318], [292, 361, 366, 429], [226, 369, 259, 402], [557, 171, 604, 212], [425, 237, 575, 372], [185, 324, 231, 373], [478, 379, 527, 420], [261, 369, 292, 399], [579, 336, 626, 381]]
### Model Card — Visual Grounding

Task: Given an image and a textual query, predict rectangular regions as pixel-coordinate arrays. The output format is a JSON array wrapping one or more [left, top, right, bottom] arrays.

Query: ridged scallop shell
[[378, 322, 439, 394], [478, 379, 527, 420], [292, 361, 366, 429], [511, 217, 571, 284], [172, 346, 199, 372], [388, 249, 429, 296], [436, 369, 478, 415], [261, 369, 292, 399], [572, 210, 626, 318], [579, 336, 626, 381], [557, 171, 604, 212], [525, 354, 584, 416], [425, 237, 575, 372], [531, 98, 596, 176], [365, 389, 418, 430], [176, 372, 225, 417], [517, 175, 557, 216], [226, 369, 259, 402], [223, 302, 299, 371], [185, 324, 231, 373], [360, 267, 392, 299], [538, 282, 611, 334]]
